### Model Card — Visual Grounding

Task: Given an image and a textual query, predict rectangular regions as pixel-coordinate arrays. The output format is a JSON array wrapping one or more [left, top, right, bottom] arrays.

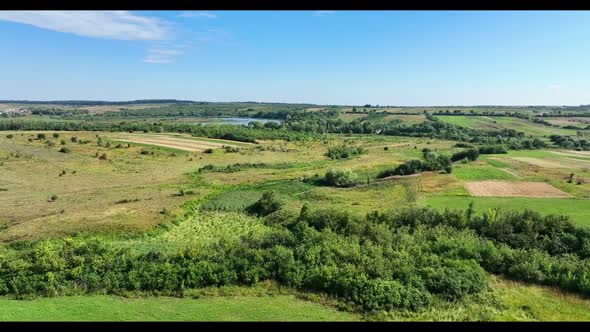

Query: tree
[[246, 191, 282, 217]]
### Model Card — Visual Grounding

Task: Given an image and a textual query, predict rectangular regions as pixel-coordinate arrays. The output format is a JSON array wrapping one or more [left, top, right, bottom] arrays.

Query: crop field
[[464, 181, 571, 198], [435, 115, 579, 137], [112, 134, 247, 152]]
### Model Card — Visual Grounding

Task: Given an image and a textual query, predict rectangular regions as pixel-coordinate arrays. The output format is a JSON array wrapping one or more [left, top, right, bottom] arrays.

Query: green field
[[453, 164, 516, 181], [420, 196, 590, 226], [0, 295, 357, 321]]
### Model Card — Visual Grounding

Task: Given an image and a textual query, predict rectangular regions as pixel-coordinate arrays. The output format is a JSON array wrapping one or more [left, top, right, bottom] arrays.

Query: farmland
[[2, 101, 590, 321]]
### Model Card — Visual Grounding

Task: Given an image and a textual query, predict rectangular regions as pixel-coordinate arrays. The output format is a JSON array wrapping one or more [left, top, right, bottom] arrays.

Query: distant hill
[[0, 100, 197, 106]]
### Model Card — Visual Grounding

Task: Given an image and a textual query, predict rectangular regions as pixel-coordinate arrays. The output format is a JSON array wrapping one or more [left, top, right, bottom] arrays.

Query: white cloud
[[548, 83, 562, 90], [314, 11, 335, 16], [0, 11, 171, 41], [178, 11, 217, 19]]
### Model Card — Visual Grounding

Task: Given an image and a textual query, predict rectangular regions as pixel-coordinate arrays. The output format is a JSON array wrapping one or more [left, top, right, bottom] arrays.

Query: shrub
[[478, 145, 508, 154], [325, 145, 368, 160], [246, 191, 282, 217], [203, 148, 214, 154], [324, 169, 358, 187], [52, 133, 59, 138], [454, 142, 473, 148], [37, 133, 46, 140], [70, 136, 78, 143], [48, 194, 58, 202], [451, 148, 480, 162], [98, 153, 108, 160], [6, 134, 13, 139], [58, 147, 70, 153], [223, 145, 240, 153], [60, 140, 66, 145]]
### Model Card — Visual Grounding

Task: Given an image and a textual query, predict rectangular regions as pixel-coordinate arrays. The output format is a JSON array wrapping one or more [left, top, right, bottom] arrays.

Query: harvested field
[[465, 181, 571, 198], [113, 134, 245, 152], [511, 157, 590, 170]]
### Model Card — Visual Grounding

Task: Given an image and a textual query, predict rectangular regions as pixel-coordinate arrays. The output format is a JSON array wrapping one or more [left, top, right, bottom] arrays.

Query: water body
[[199, 117, 282, 126]]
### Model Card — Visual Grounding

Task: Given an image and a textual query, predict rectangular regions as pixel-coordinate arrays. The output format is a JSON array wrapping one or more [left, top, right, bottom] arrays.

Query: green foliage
[[223, 145, 240, 153], [246, 191, 283, 217], [378, 149, 452, 178], [52, 133, 60, 138], [324, 169, 358, 187], [6, 134, 13, 139], [325, 146, 368, 160], [478, 145, 508, 154], [37, 133, 46, 140], [451, 148, 480, 162], [58, 147, 70, 154]]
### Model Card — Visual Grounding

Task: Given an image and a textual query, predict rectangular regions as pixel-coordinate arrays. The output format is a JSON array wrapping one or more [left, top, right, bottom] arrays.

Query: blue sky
[[1, 10, 589, 106]]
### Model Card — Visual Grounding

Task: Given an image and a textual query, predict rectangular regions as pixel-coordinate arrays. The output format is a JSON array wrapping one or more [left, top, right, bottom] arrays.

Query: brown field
[[546, 117, 590, 127], [512, 157, 590, 170], [113, 134, 246, 152], [465, 181, 571, 198]]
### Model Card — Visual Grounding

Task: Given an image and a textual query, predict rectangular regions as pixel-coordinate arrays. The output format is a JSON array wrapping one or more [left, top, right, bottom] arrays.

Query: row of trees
[[378, 149, 453, 178]]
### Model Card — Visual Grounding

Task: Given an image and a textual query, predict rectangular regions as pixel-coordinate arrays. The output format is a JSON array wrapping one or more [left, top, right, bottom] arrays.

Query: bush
[[48, 194, 58, 202], [478, 145, 507, 154], [6, 134, 13, 139], [37, 133, 46, 140], [325, 146, 368, 160], [98, 153, 108, 160], [246, 191, 282, 217], [451, 148, 480, 162], [203, 148, 214, 154], [70, 136, 78, 143], [58, 147, 70, 153], [324, 169, 358, 187], [453, 142, 473, 148], [52, 133, 59, 138], [223, 145, 240, 153]]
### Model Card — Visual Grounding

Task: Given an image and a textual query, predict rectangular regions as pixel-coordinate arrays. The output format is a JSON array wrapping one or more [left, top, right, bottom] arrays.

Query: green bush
[[325, 145, 368, 160], [324, 169, 358, 187], [451, 148, 480, 162], [246, 191, 282, 217], [58, 147, 70, 153]]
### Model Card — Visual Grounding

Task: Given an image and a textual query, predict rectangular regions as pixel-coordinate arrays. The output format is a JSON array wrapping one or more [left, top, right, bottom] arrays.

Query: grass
[[420, 196, 590, 227], [0, 295, 358, 321], [383, 276, 590, 321], [453, 164, 516, 181]]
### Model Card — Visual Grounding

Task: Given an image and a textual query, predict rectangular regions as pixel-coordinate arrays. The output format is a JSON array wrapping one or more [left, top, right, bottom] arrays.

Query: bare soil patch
[[465, 181, 571, 198]]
